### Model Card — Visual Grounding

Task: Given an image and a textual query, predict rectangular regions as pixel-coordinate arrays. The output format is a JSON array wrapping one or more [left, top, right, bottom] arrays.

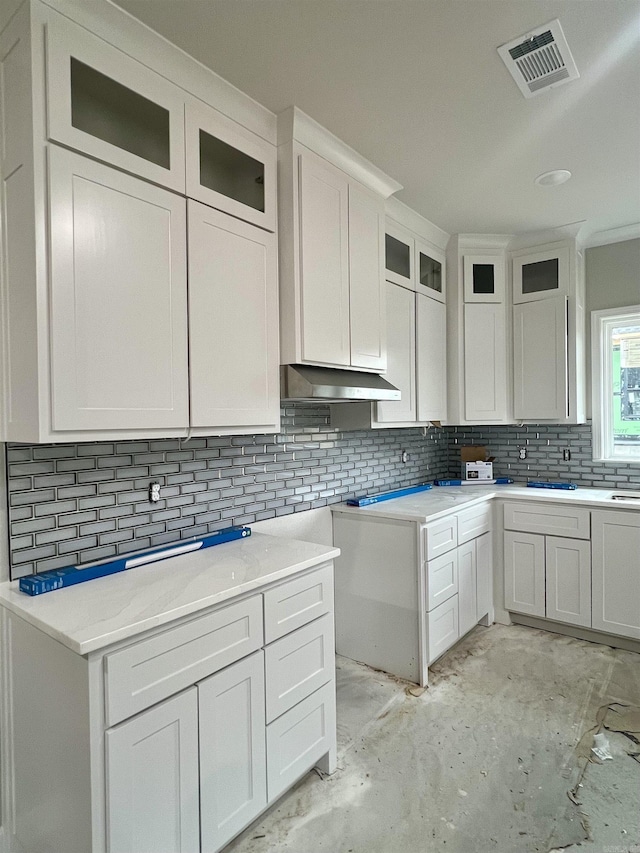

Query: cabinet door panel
[[106, 688, 199, 853], [188, 200, 279, 430], [385, 220, 414, 289], [503, 531, 545, 617], [376, 283, 416, 423], [417, 295, 447, 422], [513, 245, 570, 304], [199, 651, 267, 853], [49, 147, 188, 431], [513, 298, 568, 421], [348, 182, 386, 370], [457, 541, 477, 637], [427, 594, 459, 664], [545, 536, 591, 628], [463, 255, 505, 303], [592, 511, 640, 639], [476, 531, 492, 621], [299, 152, 350, 366], [425, 550, 458, 611], [46, 15, 185, 192], [464, 303, 507, 421], [185, 99, 276, 231]]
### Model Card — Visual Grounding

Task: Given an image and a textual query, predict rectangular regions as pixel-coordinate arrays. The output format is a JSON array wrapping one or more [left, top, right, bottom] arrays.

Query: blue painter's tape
[[346, 483, 432, 507], [527, 481, 577, 490], [18, 526, 251, 596]]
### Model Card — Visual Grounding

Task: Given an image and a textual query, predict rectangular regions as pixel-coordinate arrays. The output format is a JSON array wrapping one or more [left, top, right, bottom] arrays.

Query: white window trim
[[591, 304, 640, 463]]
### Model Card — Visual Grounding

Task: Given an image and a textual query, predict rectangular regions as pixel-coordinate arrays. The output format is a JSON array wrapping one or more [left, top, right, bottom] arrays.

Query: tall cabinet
[[0, 0, 280, 442], [331, 198, 449, 430], [446, 234, 513, 425]]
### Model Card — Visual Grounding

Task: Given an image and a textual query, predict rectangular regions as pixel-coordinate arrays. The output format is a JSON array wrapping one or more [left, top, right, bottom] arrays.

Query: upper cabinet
[[277, 107, 400, 372], [446, 235, 512, 425], [46, 14, 186, 192], [510, 232, 586, 424], [0, 0, 280, 442], [185, 99, 276, 231]]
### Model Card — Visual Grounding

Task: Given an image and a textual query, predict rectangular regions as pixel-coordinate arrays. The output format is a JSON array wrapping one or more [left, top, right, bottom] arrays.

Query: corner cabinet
[[0, 1, 280, 442], [446, 235, 512, 425], [511, 237, 586, 424], [277, 107, 401, 372], [1, 561, 337, 853], [591, 510, 640, 639]]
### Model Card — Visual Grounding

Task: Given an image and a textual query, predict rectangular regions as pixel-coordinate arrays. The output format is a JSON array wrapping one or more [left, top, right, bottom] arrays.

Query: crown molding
[[583, 223, 640, 249]]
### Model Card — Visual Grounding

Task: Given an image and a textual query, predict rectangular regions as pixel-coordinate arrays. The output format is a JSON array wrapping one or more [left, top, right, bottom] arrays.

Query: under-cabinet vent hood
[[497, 19, 579, 98], [281, 365, 401, 403]]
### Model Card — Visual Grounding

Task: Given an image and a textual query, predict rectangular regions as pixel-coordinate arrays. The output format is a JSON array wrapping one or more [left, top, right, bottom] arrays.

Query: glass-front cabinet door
[[385, 221, 414, 289], [185, 99, 276, 231], [512, 244, 570, 304], [46, 15, 186, 192], [417, 240, 446, 303], [463, 255, 505, 302]]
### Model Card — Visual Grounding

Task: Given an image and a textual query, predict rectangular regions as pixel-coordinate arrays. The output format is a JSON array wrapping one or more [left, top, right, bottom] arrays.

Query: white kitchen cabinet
[[446, 235, 512, 425], [0, 553, 337, 853], [504, 502, 591, 628], [199, 652, 267, 853], [278, 108, 399, 371], [591, 510, 640, 639], [510, 234, 586, 424], [513, 297, 568, 421], [0, 0, 280, 442], [49, 146, 189, 432], [417, 293, 447, 421], [504, 530, 546, 617], [385, 220, 414, 289], [416, 239, 446, 303], [105, 689, 200, 853], [185, 98, 276, 231], [46, 12, 186, 192], [376, 282, 416, 423], [333, 503, 493, 686], [187, 200, 280, 433]]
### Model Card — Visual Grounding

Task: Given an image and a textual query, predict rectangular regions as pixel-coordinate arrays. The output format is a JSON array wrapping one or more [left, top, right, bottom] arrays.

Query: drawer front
[[425, 550, 458, 611], [266, 681, 336, 802], [427, 595, 459, 665], [105, 596, 263, 726], [264, 564, 333, 643], [457, 503, 492, 545], [265, 614, 334, 723], [503, 501, 590, 539], [423, 515, 458, 561]]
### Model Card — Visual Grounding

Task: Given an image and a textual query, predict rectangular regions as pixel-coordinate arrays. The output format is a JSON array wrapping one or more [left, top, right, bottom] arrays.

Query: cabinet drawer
[[504, 501, 590, 539], [266, 681, 336, 802], [425, 550, 458, 611], [423, 515, 458, 561], [104, 596, 263, 726], [457, 503, 492, 545], [427, 595, 459, 664], [264, 564, 333, 643], [265, 614, 334, 723]]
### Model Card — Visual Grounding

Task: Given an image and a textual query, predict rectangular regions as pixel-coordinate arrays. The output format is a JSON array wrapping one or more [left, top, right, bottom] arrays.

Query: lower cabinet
[[591, 510, 640, 639], [2, 563, 336, 853]]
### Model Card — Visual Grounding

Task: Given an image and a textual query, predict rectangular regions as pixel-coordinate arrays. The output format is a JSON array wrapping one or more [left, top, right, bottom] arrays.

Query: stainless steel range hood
[[281, 365, 401, 403]]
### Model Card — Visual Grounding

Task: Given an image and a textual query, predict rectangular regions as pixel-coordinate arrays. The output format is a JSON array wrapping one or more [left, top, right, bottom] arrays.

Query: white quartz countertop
[[0, 533, 339, 656], [331, 484, 640, 524]]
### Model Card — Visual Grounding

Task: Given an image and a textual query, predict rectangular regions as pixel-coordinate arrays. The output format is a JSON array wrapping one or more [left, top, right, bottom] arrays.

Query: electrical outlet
[[563, 448, 571, 461], [149, 482, 161, 503], [401, 450, 409, 464], [518, 447, 527, 460]]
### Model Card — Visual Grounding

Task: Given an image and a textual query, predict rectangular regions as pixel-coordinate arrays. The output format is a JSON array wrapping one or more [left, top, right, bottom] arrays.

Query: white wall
[[586, 238, 640, 314]]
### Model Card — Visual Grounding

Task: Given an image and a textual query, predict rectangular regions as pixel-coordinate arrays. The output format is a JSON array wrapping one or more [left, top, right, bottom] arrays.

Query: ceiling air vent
[[498, 19, 579, 98]]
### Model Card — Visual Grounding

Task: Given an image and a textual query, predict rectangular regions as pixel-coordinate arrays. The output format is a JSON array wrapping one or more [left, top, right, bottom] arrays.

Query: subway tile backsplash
[[5, 413, 637, 579], [5, 405, 448, 579]]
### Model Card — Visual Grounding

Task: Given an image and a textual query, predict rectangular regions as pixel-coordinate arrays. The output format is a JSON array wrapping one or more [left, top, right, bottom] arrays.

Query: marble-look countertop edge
[[0, 536, 340, 656], [330, 485, 640, 524]]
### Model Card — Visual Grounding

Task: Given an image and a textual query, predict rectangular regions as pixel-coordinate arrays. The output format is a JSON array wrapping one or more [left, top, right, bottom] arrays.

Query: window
[[592, 306, 640, 461]]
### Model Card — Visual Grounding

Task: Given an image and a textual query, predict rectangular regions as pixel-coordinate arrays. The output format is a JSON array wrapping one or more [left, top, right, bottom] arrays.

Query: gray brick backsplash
[[5, 412, 638, 579]]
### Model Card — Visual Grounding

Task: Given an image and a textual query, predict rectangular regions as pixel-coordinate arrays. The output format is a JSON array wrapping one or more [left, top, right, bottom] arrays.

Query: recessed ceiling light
[[535, 169, 572, 187]]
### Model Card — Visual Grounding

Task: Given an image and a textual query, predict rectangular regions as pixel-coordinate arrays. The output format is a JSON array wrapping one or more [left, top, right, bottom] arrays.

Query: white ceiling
[[115, 0, 640, 241]]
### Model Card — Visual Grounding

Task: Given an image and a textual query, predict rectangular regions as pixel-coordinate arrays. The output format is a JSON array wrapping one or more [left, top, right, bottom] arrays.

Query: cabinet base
[[510, 613, 640, 655]]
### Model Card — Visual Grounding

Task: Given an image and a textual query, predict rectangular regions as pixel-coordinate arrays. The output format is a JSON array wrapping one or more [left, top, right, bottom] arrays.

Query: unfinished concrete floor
[[226, 624, 640, 853]]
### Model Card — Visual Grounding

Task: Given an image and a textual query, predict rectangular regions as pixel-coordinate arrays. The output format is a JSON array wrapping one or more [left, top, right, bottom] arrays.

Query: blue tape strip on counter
[[527, 481, 577, 490], [434, 478, 513, 486], [18, 526, 252, 596], [346, 483, 433, 507]]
